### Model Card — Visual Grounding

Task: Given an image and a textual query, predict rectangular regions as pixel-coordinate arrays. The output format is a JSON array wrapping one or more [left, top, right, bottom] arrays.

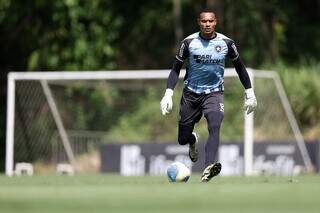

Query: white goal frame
[[6, 68, 313, 176]]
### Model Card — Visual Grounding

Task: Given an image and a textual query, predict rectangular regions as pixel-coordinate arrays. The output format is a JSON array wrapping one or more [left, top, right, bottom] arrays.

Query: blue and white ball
[[167, 162, 191, 182]]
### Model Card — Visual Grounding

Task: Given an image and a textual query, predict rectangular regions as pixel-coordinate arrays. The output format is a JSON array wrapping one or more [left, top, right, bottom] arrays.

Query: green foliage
[[26, 1, 122, 70], [106, 86, 180, 143], [111, 1, 174, 69], [1, 0, 319, 69], [276, 63, 320, 138], [52, 82, 133, 131]]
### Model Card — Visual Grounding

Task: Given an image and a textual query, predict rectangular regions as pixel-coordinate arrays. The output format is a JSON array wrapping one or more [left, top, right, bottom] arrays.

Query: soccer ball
[[167, 162, 191, 182]]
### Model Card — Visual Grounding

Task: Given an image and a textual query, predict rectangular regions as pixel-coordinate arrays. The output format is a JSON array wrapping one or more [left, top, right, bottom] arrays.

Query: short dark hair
[[198, 8, 216, 18]]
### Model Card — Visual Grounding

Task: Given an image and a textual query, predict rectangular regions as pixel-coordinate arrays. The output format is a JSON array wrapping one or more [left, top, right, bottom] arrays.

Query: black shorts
[[179, 88, 224, 125]]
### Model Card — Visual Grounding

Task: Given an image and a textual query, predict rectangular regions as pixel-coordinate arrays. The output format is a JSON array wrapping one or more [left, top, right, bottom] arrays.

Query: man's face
[[198, 12, 217, 35]]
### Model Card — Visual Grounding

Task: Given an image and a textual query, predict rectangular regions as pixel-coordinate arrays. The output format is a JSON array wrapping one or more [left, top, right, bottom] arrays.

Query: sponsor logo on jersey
[[193, 55, 221, 64]]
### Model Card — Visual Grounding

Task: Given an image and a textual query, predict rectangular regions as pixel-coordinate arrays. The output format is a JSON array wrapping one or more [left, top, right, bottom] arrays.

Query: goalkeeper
[[160, 9, 257, 182]]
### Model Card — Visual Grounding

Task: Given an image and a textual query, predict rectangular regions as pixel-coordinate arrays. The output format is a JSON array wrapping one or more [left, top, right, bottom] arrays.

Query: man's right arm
[[161, 40, 189, 115], [167, 40, 190, 90], [160, 58, 182, 115], [166, 58, 183, 89]]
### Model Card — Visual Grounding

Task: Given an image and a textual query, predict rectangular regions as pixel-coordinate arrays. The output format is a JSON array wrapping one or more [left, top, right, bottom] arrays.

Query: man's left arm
[[225, 39, 257, 114], [232, 56, 257, 114]]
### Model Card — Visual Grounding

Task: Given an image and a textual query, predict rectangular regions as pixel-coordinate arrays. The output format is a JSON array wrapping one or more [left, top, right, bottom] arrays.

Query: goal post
[[5, 69, 313, 176], [252, 70, 313, 173]]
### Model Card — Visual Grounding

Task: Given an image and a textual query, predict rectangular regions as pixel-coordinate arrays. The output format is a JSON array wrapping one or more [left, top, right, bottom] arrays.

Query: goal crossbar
[[8, 69, 239, 81]]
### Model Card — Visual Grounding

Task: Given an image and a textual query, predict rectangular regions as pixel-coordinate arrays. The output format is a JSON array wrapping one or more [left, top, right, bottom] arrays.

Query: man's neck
[[200, 32, 217, 40]]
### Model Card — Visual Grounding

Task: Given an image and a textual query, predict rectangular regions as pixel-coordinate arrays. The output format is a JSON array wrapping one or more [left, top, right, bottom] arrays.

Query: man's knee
[[178, 133, 190, 145], [178, 123, 194, 145]]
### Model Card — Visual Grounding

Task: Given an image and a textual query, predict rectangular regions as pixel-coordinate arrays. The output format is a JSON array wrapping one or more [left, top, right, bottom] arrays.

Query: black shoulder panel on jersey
[[223, 38, 239, 61], [176, 38, 193, 62]]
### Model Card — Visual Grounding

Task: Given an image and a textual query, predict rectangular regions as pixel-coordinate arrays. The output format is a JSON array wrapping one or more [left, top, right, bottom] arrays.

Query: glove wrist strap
[[245, 88, 255, 99], [164, 88, 174, 97]]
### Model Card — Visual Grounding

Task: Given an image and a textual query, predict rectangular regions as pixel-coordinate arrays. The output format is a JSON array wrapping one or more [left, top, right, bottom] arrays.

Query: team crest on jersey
[[215, 45, 222, 53]]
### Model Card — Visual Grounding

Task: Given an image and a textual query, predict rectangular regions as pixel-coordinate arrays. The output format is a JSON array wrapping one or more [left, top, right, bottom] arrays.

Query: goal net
[[6, 69, 313, 176]]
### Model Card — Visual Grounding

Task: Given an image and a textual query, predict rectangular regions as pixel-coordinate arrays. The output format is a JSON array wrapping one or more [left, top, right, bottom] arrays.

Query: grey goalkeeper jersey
[[176, 32, 239, 94]]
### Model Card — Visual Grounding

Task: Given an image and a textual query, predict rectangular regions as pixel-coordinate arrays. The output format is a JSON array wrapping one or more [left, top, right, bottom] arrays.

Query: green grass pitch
[[0, 174, 319, 213]]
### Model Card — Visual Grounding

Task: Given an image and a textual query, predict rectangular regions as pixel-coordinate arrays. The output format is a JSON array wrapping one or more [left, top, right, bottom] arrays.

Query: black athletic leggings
[[178, 111, 223, 167]]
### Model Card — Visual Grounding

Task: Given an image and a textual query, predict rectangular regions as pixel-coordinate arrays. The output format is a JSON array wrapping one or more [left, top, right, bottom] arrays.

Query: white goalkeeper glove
[[244, 88, 257, 114], [160, 89, 173, 115]]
